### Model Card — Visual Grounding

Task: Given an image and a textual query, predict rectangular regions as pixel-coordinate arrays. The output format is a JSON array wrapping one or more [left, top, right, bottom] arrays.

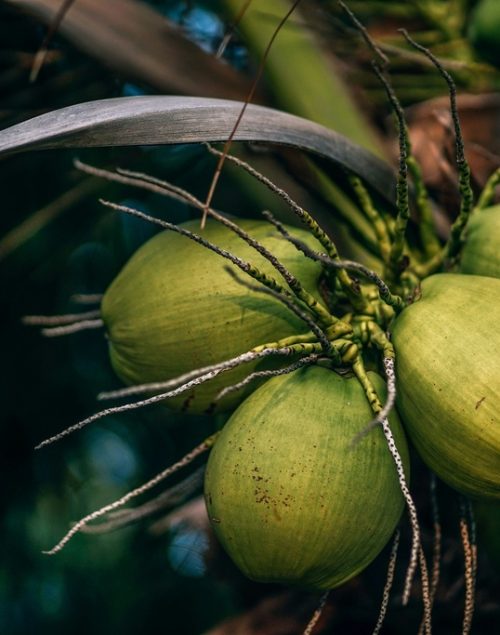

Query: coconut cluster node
[[99, 215, 414, 589], [87, 119, 500, 590], [19, 11, 500, 624], [93, 186, 500, 591]]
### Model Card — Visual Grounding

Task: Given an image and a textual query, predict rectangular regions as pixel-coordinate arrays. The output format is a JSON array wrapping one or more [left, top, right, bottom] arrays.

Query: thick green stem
[[475, 168, 500, 211], [348, 173, 392, 262], [400, 29, 475, 264], [252, 339, 322, 356], [446, 161, 474, 260], [287, 279, 339, 328], [367, 322, 396, 359], [352, 355, 382, 414], [370, 63, 411, 280], [297, 214, 364, 311], [252, 333, 320, 352], [407, 156, 441, 257], [388, 174, 410, 274]]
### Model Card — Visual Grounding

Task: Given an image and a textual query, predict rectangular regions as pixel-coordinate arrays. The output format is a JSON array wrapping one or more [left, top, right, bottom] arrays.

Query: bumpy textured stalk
[[347, 172, 392, 262], [400, 30, 474, 262], [263, 213, 406, 314], [371, 62, 411, 279], [352, 357, 431, 630], [406, 155, 441, 257]]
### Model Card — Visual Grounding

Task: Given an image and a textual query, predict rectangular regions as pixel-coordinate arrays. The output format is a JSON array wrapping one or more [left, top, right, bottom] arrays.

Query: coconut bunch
[[21, 17, 500, 635]]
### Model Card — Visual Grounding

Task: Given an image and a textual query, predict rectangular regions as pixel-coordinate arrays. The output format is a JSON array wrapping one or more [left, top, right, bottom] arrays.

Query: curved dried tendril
[[372, 529, 400, 635], [202, 0, 304, 220], [35, 346, 318, 450], [80, 467, 205, 535], [418, 473, 441, 635], [352, 357, 431, 633], [429, 474, 442, 603], [99, 199, 303, 306], [77, 161, 306, 311], [30, 0, 76, 82], [40, 319, 104, 337], [302, 591, 330, 635], [23, 309, 101, 326], [212, 354, 321, 404], [216, 0, 254, 58], [113, 166, 331, 323], [459, 497, 476, 635], [98, 333, 320, 401], [204, 144, 340, 260], [43, 435, 216, 555]]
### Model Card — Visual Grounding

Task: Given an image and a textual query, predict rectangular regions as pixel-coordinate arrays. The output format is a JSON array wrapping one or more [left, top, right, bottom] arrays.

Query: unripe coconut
[[204, 366, 408, 589], [391, 273, 500, 500], [460, 205, 500, 279], [101, 219, 325, 413]]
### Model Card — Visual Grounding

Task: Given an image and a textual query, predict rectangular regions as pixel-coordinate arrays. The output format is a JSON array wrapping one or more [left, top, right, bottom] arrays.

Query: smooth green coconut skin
[[204, 367, 408, 590], [392, 273, 500, 499], [101, 219, 324, 413], [460, 205, 500, 279]]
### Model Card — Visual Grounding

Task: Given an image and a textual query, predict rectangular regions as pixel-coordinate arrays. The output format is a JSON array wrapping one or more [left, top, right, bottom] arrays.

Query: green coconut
[[460, 205, 500, 279], [204, 366, 408, 589], [101, 218, 325, 413], [391, 273, 500, 499]]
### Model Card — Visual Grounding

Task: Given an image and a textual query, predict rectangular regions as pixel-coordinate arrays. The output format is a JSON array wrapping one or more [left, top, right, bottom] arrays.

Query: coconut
[[391, 273, 500, 499], [460, 205, 500, 279], [101, 218, 325, 413], [204, 366, 408, 589]]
